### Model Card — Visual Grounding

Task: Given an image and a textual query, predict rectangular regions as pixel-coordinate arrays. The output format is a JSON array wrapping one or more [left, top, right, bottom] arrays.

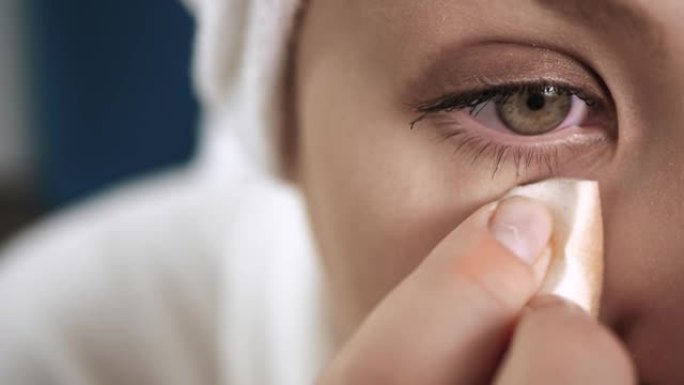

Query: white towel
[[0, 0, 329, 384], [183, 0, 303, 180], [182, 0, 332, 382]]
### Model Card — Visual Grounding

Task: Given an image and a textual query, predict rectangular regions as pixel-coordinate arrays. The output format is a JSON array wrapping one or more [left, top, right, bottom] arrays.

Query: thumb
[[421, 195, 553, 311], [321, 197, 553, 385]]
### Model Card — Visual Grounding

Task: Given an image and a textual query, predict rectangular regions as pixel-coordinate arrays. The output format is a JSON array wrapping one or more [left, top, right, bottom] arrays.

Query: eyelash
[[408, 81, 609, 177]]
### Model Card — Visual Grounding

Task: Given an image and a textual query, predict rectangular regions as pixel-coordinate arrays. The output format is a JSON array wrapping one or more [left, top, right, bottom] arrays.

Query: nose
[[598, 134, 684, 383]]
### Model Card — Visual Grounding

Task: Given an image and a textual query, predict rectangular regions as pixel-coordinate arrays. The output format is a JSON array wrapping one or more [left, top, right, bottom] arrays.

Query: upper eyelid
[[414, 81, 604, 113], [403, 43, 614, 117]]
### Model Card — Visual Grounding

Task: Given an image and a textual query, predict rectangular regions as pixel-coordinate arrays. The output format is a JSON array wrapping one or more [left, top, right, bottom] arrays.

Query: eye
[[469, 85, 589, 136], [409, 81, 615, 176]]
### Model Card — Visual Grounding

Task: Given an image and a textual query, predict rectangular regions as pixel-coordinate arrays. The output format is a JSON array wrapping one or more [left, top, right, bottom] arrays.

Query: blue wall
[[28, 0, 199, 208]]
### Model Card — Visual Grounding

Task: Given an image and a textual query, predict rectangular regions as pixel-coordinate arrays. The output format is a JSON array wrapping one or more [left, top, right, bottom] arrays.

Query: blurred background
[[0, 0, 199, 243]]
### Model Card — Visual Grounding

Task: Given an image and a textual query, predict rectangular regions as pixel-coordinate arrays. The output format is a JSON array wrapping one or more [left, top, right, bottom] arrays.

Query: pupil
[[526, 93, 546, 111]]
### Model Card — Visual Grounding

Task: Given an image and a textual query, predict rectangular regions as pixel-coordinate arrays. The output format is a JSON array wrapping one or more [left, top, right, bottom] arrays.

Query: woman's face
[[295, 0, 684, 383]]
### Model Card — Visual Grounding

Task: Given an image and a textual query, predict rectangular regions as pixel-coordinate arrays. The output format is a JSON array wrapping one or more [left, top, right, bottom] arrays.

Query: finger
[[319, 197, 553, 385], [494, 296, 636, 385]]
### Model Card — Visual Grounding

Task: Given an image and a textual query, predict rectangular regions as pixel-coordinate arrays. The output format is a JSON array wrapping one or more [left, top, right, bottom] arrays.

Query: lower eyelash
[[441, 126, 563, 178]]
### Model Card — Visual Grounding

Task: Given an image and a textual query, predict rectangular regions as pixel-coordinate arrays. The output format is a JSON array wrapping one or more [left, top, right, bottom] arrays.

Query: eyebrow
[[535, 0, 665, 58]]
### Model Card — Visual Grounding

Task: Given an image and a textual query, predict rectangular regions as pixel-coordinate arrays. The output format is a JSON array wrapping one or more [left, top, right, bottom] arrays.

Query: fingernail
[[528, 295, 578, 311], [489, 197, 553, 265], [526, 295, 590, 316]]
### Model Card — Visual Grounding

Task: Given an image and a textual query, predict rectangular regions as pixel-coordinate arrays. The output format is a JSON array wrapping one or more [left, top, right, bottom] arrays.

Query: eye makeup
[[405, 43, 616, 178]]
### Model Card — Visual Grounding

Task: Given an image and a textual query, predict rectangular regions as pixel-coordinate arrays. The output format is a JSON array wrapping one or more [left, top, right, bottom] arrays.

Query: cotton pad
[[506, 179, 604, 316]]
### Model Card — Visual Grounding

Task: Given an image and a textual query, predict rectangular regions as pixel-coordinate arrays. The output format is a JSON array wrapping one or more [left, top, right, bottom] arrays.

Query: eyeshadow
[[403, 42, 609, 111]]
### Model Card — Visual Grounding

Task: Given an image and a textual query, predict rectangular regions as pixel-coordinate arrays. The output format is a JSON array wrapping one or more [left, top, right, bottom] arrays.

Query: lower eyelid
[[443, 118, 608, 148], [422, 103, 615, 178], [437, 112, 599, 146], [438, 126, 614, 179]]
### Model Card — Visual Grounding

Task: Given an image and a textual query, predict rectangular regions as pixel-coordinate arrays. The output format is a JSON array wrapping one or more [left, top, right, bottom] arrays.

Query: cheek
[[297, 55, 520, 329]]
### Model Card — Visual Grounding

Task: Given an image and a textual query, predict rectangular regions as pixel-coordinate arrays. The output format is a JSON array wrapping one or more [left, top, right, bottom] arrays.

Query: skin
[[293, 0, 684, 383]]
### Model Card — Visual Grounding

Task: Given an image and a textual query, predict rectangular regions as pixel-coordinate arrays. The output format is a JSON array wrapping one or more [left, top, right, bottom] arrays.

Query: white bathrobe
[[0, 0, 329, 384]]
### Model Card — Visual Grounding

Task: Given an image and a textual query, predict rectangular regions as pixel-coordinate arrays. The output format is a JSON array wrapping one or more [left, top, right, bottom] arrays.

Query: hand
[[318, 197, 635, 385]]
